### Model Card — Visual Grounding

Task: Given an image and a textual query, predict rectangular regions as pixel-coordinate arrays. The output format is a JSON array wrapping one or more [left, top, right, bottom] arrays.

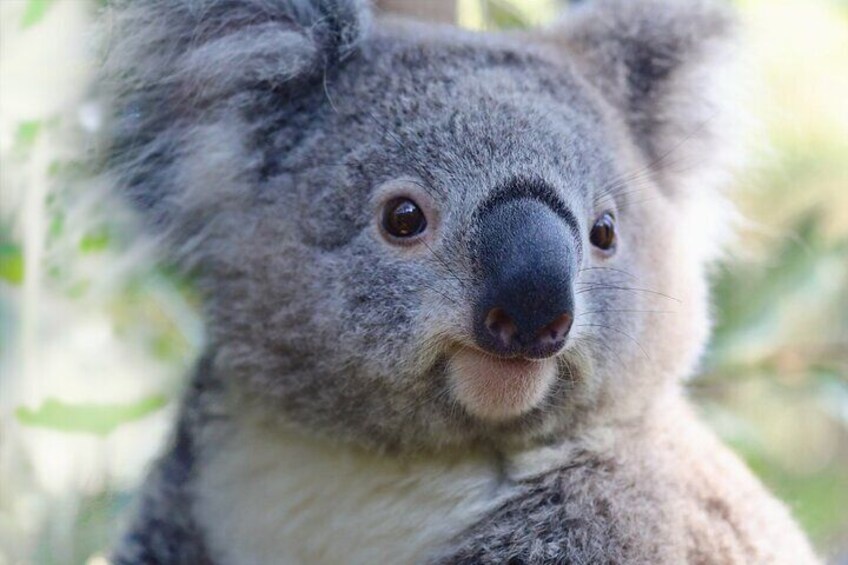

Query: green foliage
[[16, 396, 168, 437], [484, 0, 529, 29], [21, 0, 57, 29], [79, 228, 111, 254], [15, 120, 42, 145], [709, 211, 848, 370], [0, 243, 24, 285]]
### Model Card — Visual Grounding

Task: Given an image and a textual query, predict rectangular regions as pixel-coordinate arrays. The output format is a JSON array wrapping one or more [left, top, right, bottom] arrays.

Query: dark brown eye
[[382, 197, 427, 238], [590, 212, 616, 251]]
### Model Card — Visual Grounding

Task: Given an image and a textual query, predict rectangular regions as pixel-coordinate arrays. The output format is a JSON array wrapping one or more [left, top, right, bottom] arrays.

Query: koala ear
[[549, 0, 741, 195], [100, 0, 369, 239], [103, 0, 370, 100]]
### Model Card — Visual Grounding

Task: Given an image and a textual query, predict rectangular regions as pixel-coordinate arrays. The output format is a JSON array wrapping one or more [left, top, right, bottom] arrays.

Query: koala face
[[104, 0, 737, 452]]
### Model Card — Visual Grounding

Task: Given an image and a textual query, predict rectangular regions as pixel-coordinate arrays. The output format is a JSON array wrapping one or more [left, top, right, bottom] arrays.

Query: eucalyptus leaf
[[15, 121, 41, 147], [79, 229, 111, 253], [484, 0, 529, 29], [15, 395, 168, 437], [21, 0, 57, 29], [0, 244, 24, 285]]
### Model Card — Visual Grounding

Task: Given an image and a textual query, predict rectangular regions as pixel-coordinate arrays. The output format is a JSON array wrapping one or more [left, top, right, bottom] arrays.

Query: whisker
[[575, 323, 651, 361], [575, 284, 681, 303], [573, 335, 626, 366], [576, 309, 676, 317], [363, 108, 443, 202], [593, 110, 719, 207], [594, 169, 657, 208], [575, 278, 634, 287], [417, 281, 460, 306], [421, 240, 472, 288], [614, 194, 666, 214], [578, 266, 639, 280]]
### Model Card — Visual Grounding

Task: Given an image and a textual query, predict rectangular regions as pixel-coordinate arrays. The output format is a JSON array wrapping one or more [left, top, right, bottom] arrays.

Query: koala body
[[103, 0, 819, 563]]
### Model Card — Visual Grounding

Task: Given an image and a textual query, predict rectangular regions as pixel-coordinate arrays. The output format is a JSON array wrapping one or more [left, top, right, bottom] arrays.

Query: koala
[[102, 0, 820, 563]]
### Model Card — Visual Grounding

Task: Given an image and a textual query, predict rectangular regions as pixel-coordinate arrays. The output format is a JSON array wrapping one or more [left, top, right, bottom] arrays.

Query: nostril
[[482, 308, 572, 357], [535, 313, 573, 349], [485, 307, 518, 349]]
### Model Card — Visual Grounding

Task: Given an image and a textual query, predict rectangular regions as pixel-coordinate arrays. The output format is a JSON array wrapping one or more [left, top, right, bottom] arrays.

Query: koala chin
[[103, 0, 819, 563]]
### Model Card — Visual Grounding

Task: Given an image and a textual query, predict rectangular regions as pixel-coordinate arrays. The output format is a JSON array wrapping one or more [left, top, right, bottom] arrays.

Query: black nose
[[474, 198, 578, 359]]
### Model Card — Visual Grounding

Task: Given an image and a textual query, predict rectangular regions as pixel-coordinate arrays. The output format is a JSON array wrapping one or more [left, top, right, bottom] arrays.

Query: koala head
[[103, 0, 739, 452]]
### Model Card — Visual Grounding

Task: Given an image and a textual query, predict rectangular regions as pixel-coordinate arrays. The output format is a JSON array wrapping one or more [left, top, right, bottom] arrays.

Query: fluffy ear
[[103, 0, 369, 100], [549, 0, 741, 196], [100, 0, 369, 233]]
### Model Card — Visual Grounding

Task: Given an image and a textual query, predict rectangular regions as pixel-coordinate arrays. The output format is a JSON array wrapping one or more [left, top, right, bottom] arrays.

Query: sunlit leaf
[[15, 395, 168, 437], [484, 0, 529, 29], [79, 229, 111, 253], [21, 0, 58, 29], [0, 244, 24, 285], [49, 213, 65, 240], [67, 279, 92, 298], [15, 121, 41, 146]]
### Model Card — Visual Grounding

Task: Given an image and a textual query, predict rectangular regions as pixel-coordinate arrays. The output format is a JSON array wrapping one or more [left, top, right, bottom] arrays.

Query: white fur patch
[[194, 417, 513, 564]]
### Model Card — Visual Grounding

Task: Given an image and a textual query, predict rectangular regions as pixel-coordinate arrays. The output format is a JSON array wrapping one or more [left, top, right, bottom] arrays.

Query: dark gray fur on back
[[101, 0, 818, 563]]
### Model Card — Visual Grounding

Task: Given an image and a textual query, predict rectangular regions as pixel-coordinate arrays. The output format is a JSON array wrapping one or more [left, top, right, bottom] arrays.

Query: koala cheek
[[636, 199, 712, 381]]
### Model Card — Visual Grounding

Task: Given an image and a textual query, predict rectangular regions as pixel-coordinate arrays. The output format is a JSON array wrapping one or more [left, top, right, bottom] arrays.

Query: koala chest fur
[[122, 389, 818, 565], [193, 414, 509, 564]]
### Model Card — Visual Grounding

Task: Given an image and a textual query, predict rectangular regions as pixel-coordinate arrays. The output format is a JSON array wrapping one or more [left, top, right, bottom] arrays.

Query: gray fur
[[433, 401, 816, 564], [101, 0, 817, 562], [553, 0, 739, 195]]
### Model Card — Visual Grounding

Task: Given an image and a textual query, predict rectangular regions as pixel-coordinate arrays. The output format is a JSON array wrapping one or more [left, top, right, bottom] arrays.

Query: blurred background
[[0, 0, 846, 563]]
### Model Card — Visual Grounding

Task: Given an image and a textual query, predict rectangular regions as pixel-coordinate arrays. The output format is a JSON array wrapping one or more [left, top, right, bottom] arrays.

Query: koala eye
[[590, 212, 617, 251], [382, 197, 428, 239]]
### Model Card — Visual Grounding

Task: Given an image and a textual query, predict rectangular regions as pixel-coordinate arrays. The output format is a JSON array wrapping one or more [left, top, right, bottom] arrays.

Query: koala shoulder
[[431, 451, 677, 564], [434, 405, 819, 565]]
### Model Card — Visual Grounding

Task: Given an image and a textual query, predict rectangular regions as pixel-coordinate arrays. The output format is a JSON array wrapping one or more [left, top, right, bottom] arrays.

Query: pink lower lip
[[448, 348, 558, 422], [469, 356, 544, 378]]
